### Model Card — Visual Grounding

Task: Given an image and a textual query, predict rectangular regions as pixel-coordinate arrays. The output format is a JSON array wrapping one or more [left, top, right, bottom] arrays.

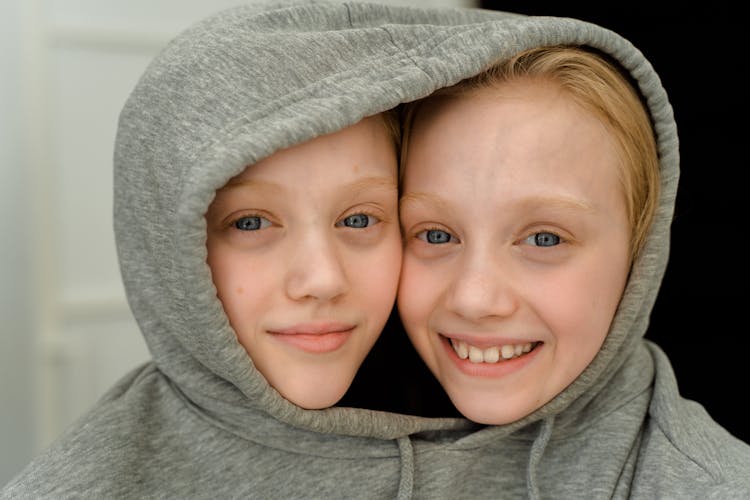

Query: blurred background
[[2, 0, 745, 487]]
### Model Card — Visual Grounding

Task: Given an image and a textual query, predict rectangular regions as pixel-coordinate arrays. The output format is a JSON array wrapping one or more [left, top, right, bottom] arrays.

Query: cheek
[[397, 256, 438, 329], [585, 243, 630, 327], [539, 256, 628, 352], [356, 237, 403, 310], [207, 245, 275, 324]]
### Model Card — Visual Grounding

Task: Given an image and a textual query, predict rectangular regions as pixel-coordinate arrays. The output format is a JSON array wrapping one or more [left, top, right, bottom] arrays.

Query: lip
[[269, 321, 355, 335], [268, 322, 356, 354], [438, 333, 541, 378]]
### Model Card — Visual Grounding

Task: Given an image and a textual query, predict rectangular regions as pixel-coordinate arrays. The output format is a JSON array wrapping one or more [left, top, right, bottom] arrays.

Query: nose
[[444, 253, 519, 321], [285, 233, 348, 302]]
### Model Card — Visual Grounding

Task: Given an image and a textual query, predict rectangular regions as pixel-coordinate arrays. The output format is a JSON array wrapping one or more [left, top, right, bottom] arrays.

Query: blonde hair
[[379, 107, 402, 158], [401, 46, 660, 262]]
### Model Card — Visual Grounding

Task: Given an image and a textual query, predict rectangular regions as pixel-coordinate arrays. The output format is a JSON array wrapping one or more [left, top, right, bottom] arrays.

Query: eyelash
[[415, 227, 456, 244], [413, 228, 564, 247], [230, 214, 273, 231], [336, 210, 382, 229], [520, 230, 564, 247], [227, 210, 382, 232]]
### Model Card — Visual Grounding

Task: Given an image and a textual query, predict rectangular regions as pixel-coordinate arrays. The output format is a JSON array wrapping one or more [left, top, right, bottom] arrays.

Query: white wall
[[0, 0, 34, 484], [0, 0, 478, 486]]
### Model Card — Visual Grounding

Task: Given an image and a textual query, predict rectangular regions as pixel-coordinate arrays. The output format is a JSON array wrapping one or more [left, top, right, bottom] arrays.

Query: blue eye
[[418, 229, 454, 244], [234, 216, 271, 231], [524, 232, 560, 247], [337, 213, 377, 228]]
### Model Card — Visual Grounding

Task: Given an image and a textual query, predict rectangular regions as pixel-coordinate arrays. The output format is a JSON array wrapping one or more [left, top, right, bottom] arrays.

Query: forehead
[[413, 79, 580, 136], [227, 115, 397, 186], [403, 80, 624, 210], [414, 82, 612, 162]]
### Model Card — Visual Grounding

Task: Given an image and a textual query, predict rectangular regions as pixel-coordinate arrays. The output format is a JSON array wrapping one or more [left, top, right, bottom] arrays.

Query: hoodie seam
[[647, 417, 721, 484]]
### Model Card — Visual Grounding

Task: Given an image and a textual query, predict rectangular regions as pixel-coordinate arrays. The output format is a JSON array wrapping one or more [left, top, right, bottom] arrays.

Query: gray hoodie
[[3, 1, 749, 499]]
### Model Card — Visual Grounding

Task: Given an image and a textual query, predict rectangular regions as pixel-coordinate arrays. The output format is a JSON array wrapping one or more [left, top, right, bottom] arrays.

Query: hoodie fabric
[[3, 1, 749, 499]]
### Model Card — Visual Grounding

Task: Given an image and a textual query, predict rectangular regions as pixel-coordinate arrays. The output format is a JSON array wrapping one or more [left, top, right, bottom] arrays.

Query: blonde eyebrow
[[400, 191, 596, 213], [399, 191, 451, 212], [345, 176, 398, 195], [219, 178, 283, 194], [520, 195, 596, 213], [220, 175, 396, 195]]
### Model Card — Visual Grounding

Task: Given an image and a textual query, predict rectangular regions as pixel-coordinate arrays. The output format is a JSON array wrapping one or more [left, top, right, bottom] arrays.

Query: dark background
[[477, 1, 747, 443]]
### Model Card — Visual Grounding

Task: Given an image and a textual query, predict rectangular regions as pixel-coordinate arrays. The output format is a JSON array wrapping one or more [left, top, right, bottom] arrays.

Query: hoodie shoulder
[[630, 343, 750, 497], [0, 364, 181, 499]]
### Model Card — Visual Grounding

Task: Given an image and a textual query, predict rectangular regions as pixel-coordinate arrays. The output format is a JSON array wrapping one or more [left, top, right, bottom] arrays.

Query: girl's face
[[206, 116, 401, 409], [398, 81, 631, 425]]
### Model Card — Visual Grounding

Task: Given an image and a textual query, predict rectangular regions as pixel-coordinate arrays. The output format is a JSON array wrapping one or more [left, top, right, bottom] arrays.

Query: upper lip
[[439, 332, 535, 347], [268, 322, 356, 335]]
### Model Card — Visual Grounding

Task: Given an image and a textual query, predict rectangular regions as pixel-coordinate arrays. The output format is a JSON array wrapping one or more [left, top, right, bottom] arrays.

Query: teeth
[[483, 346, 500, 363], [468, 345, 483, 363], [455, 341, 469, 360], [450, 339, 536, 364], [501, 345, 515, 359]]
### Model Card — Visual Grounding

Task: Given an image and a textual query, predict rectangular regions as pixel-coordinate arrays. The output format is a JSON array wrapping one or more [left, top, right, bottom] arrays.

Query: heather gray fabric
[[3, 1, 749, 499]]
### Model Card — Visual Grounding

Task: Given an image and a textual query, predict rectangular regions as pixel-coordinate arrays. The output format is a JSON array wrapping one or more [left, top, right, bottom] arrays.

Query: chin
[[282, 383, 349, 410], [293, 397, 342, 410], [448, 393, 528, 426]]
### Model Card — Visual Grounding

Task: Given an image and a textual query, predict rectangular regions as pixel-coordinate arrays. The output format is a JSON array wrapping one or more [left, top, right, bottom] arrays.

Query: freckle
[[236, 287, 244, 295], [352, 163, 360, 173]]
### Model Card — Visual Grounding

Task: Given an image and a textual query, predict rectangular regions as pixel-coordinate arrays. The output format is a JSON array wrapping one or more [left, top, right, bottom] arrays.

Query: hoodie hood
[[113, 0, 677, 440]]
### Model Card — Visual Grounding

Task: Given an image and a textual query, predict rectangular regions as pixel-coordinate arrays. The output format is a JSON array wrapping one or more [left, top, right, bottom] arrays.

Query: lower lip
[[440, 335, 541, 378], [272, 330, 353, 354]]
